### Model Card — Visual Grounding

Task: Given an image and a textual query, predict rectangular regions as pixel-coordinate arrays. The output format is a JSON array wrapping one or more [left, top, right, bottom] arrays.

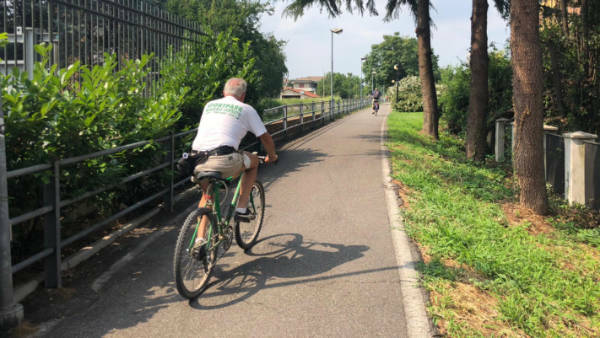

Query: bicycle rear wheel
[[235, 181, 265, 250], [173, 208, 217, 299]]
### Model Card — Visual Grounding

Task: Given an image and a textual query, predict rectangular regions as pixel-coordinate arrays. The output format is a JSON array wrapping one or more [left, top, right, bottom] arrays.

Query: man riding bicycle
[[190, 77, 278, 244], [371, 88, 381, 115]]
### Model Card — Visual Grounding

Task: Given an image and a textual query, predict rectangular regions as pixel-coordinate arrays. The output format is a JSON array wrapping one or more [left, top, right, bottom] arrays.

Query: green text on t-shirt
[[205, 102, 243, 119]]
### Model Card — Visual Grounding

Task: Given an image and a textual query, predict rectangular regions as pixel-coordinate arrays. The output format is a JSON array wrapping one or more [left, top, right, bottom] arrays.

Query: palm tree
[[509, 0, 548, 214], [284, 0, 440, 140]]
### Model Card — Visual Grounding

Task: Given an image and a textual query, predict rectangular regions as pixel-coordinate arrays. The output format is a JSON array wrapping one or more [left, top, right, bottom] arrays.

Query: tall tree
[[413, 0, 439, 139], [284, 0, 440, 139], [465, 0, 489, 161], [510, 0, 548, 213]]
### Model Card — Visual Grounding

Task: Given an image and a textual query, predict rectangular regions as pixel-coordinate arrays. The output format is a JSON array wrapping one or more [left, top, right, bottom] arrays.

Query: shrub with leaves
[[160, 29, 259, 130], [1, 44, 185, 259], [438, 64, 470, 134], [438, 47, 512, 135], [392, 76, 423, 112]]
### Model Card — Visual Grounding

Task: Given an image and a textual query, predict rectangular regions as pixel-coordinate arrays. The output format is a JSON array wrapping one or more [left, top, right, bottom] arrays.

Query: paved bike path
[[42, 104, 411, 337]]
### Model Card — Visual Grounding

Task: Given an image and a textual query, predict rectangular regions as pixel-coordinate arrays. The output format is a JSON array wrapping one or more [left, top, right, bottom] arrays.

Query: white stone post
[[495, 118, 510, 162], [563, 131, 597, 205]]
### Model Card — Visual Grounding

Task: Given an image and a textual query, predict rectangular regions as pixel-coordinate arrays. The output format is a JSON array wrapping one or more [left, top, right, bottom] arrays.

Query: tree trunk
[[559, 0, 569, 36], [466, 0, 489, 161], [416, 0, 439, 140], [510, 0, 548, 214]]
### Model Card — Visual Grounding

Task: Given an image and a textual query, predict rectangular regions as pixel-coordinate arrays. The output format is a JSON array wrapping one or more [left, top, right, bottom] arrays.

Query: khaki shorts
[[193, 151, 250, 180]]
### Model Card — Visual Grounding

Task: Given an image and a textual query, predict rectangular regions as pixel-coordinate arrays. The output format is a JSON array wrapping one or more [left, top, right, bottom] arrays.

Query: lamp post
[[330, 28, 343, 104], [393, 64, 400, 103], [360, 57, 366, 99], [371, 71, 376, 93]]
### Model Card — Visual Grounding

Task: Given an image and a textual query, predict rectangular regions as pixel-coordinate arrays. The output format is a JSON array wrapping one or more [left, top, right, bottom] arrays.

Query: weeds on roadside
[[388, 112, 600, 337]]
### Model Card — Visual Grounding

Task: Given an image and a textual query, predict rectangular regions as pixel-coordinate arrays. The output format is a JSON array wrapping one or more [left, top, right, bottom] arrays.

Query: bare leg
[[197, 183, 210, 240], [237, 152, 259, 209]]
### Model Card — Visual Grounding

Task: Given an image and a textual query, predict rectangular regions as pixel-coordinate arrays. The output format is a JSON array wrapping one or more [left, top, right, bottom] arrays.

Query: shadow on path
[[188, 233, 397, 310]]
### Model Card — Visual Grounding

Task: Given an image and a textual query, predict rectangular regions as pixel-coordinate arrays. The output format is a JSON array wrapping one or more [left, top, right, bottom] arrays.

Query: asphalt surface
[[39, 104, 411, 337]]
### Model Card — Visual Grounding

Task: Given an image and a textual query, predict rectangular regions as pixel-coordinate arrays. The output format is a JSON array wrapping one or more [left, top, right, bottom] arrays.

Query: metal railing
[[495, 119, 600, 209], [1, 97, 369, 290], [545, 133, 565, 196], [1, 0, 202, 84]]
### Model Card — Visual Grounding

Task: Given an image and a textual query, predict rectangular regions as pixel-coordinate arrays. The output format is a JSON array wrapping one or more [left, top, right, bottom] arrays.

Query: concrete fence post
[[495, 118, 511, 162], [0, 96, 24, 330], [563, 131, 597, 206], [511, 121, 516, 155]]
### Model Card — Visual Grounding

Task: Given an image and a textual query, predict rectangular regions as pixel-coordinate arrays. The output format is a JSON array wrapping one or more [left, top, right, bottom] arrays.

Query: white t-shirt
[[192, 96, 267, 151]]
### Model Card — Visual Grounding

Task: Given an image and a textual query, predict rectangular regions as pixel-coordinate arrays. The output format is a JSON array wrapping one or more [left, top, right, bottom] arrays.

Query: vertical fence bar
[[283, 105, 288, 138], [169, 133, 175, 212], [311, 102, 315, 128], [43, 162, 62, 288], [299, 103, 303, 130], [2, 0, 6, 75], [47, 0, 52, 66], [0, 95, 24, 331], [71, 1, 74, 66], [77, 0, 82, 67], [321, 101, 325, 125]]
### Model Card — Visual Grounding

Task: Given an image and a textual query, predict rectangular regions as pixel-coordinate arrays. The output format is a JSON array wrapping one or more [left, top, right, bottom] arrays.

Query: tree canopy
[[361, 33, 439, 89], [155, 0, 288, 99], [316, 72, 362, 98]]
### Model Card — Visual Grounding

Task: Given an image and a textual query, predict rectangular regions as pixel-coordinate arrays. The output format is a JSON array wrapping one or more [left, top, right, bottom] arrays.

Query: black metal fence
[[2, 97, 368, 289], [1, 0, 202, 85], [585, 141, 600, 210], [545, 133, 565, 196]]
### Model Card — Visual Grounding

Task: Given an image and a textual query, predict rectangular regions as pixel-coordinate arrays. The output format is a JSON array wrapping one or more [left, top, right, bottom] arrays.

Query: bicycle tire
[[173, 208, 217, 299], [235, 181, 265, 250]]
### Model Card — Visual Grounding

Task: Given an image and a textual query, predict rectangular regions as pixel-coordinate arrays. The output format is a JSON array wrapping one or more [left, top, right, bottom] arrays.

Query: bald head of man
[[223, 78, 247, 102]]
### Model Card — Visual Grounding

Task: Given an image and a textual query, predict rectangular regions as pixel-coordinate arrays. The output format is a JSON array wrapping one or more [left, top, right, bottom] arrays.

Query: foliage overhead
[[158, 0, 288, 98], [283, 0, 378, 19], [160, 28, 258, 130]]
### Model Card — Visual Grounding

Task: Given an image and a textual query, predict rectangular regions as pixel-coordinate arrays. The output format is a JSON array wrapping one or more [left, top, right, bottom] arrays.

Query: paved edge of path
[[379, 110, 435, 338]]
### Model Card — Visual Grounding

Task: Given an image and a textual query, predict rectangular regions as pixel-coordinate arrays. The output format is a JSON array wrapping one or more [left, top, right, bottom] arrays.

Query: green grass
[[387, 112, 600, 337]]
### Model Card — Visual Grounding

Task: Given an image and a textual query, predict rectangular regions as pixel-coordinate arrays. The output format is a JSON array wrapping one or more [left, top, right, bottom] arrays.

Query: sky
[[259, 1, 510, 80]]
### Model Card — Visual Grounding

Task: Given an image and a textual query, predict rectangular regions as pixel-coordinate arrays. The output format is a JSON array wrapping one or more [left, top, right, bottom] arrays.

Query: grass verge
[[387, 112, 600, 337]]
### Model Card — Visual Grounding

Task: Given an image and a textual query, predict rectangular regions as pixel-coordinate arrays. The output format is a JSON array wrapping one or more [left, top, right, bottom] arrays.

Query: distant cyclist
[[371, 88, 381, 115]]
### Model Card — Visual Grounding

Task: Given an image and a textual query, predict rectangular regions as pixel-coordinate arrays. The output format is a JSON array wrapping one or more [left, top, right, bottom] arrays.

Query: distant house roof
[[292, 76, 323, 82], [281, 87, 320, 98]]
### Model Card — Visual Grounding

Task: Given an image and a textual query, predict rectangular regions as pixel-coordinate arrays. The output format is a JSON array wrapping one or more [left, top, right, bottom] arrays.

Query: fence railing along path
[[1, 0, 202, 88], [0, 97, 369, 329], [495, 118, 600, 209]]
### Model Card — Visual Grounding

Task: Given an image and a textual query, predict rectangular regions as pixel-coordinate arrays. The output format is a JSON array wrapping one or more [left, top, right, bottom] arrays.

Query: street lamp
[[330, 28, 343, 103]]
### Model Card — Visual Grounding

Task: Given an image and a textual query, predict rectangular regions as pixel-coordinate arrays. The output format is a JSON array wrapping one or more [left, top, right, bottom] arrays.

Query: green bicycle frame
[[187, 171, 255, 251]]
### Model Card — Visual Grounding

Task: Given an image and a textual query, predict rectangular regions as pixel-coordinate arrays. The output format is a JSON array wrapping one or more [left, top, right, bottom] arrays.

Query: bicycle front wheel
[[173, 208, 217, 299], [235, 181, 265, 250]]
